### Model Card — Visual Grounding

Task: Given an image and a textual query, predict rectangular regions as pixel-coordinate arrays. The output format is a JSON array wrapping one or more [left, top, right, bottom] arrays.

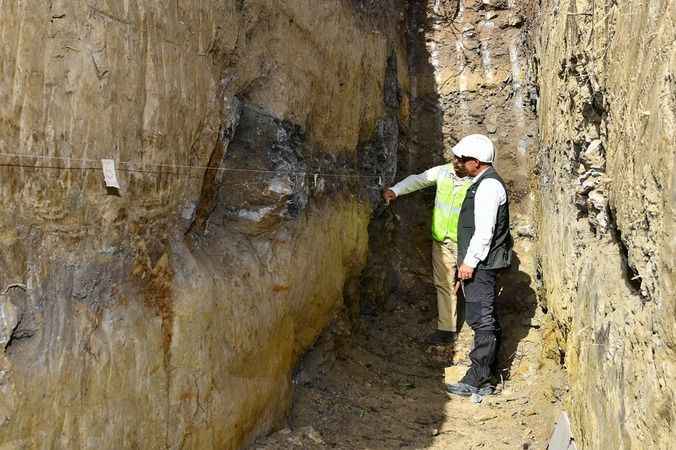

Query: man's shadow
[[457, 251, 538, 381]]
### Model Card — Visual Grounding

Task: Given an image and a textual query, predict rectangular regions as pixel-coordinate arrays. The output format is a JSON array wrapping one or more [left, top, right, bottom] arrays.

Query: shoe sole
[[446, 385, 477, 397], [446, 385, 495, 397], [446, 390, 473, 397], [477, 387, 495, 396]]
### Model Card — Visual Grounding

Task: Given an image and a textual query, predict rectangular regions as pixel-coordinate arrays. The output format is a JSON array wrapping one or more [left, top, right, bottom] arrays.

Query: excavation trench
[[0, 0, 673, 449], [255, 0, 675, 448], [254, 1, 564, 448]]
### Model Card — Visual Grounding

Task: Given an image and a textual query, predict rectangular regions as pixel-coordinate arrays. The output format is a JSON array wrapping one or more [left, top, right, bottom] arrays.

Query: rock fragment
[[580, 140, 605, 170]]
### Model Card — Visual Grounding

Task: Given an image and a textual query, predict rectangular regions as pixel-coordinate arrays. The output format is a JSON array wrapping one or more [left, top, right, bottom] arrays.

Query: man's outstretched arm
[[382, 165, 443, 203]]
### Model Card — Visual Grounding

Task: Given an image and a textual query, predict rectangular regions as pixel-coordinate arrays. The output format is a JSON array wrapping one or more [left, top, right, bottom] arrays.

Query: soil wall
[[533, 0, 675, 447], [0, 1, 410, 448]]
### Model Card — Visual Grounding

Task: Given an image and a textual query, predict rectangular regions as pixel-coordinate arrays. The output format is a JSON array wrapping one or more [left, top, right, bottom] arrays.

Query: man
[[445, 134, 513, 397], [383, 149, 472, 345]]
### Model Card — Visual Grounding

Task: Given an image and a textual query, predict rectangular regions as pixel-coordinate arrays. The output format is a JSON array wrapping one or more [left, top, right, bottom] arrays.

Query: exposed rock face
[[532, 0, 675, 447], [0, 1, 410, 448]]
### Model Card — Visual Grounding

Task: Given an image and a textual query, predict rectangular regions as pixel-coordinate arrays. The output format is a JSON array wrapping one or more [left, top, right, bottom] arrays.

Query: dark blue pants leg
[[460, 269, 501, 387]]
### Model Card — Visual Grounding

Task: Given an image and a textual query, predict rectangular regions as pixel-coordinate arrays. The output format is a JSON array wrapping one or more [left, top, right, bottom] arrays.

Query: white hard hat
[[451, 134, 495, 163]]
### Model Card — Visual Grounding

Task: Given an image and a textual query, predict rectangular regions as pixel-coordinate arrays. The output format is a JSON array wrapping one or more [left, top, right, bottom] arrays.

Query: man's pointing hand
[[383, 189, 397, 204]]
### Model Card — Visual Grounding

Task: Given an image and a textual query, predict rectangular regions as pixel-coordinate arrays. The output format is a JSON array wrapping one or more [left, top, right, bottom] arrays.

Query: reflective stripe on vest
[[431, 175, 472, 242]]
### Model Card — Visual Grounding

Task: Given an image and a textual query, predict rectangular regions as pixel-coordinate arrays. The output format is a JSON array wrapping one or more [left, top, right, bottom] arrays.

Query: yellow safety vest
[[431, 176, 472, 242]]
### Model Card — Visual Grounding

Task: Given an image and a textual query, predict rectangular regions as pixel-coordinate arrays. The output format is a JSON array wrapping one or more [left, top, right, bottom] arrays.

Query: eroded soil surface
[[253, 270, 567, 450]]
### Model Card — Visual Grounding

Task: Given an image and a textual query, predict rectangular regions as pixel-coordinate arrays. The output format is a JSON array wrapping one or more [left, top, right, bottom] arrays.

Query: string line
[[0, 152, 382, 180]]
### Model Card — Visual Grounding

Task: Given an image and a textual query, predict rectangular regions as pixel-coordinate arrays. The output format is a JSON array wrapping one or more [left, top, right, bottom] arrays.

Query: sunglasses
[[454, 156, 478, 163]]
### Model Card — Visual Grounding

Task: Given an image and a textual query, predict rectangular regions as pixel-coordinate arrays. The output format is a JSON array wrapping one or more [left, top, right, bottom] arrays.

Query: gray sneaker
[[446, 383, 478, 397], [446, 383, 495, 397], [477, 385, 495, 396]]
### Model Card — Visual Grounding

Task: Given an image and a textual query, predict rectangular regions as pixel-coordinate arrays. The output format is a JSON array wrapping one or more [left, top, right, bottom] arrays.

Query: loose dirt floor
[[253, 260, 568, 450]]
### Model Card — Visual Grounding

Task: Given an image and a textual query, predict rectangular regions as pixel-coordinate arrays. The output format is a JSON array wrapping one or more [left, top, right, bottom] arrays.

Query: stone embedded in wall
[[508, 14, 524, 28], [216, 103, 309, 235], [0, 297, 18, 350], [580, 140, 605, 171], [481, 0, 509, 11], [432, 0, 461, 19]]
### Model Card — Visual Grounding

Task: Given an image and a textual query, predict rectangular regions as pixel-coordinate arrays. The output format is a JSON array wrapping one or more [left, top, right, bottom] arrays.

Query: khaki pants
[[432, 239, 459, 332]]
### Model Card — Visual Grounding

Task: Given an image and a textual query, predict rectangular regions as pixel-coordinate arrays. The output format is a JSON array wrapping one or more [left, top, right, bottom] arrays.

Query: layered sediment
[[0, 1, 409, 448]]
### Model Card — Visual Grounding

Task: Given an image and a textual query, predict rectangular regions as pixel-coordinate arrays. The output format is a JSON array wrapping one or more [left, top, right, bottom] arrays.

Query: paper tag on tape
[[101, 159, 120, 189]]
